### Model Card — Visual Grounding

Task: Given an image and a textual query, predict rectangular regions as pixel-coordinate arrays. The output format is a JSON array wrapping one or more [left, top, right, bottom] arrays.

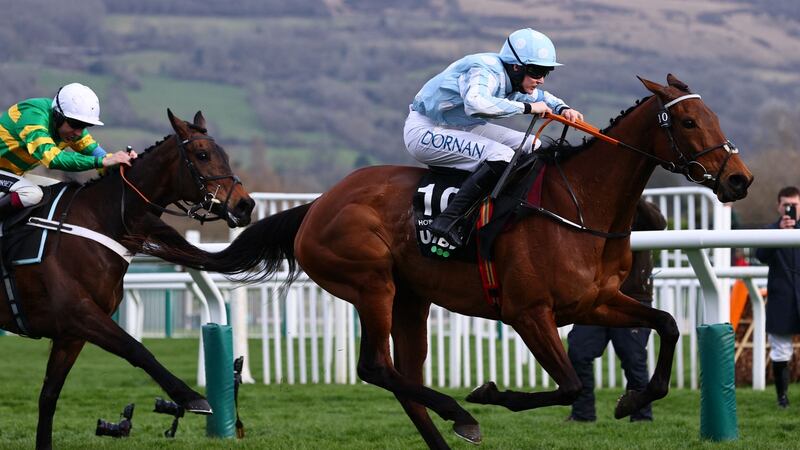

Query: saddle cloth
[[412, 167, 481, 261], [413, 155, 547, 262], [1, 183, 70, 266]]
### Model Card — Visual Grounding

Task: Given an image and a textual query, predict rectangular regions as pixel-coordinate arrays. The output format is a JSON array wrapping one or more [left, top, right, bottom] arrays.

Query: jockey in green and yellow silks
[[0, 83, 137, 215]]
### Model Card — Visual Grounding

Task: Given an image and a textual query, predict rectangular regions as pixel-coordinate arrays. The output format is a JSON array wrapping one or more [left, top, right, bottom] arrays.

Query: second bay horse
[[0, 110, 254, 449]]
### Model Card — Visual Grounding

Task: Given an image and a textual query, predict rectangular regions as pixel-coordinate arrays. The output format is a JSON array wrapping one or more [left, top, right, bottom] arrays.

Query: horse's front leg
[[69, 299, 211, 415], [36, 338, 85, 450], [467, 306, 582, 411], [579, 291, 679, 419]]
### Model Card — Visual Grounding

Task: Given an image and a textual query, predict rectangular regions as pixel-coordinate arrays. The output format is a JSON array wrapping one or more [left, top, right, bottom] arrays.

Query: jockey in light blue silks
[[404, 28, 584, 248]]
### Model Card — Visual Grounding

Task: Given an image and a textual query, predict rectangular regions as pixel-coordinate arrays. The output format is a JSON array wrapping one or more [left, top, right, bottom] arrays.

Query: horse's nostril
[[729, 174, 749, 190], [236, 198, 255, 215]]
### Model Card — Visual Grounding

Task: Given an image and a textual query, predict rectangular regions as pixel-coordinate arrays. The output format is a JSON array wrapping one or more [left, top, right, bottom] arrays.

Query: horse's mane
[[80, 122, 207, 188], [538, 95, 653, 163]]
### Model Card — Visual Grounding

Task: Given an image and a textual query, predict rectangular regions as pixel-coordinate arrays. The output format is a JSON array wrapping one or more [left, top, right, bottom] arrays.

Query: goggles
[[524, 65, 552, 79], [64, 117, 93, 130]]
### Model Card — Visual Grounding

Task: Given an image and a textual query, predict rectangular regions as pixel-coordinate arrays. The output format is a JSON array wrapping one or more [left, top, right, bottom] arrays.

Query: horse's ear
[[193, 111, 207, 130], [637, 76, 668, 97], [666, 74, 690, 93], [167, 108, 190, 137]]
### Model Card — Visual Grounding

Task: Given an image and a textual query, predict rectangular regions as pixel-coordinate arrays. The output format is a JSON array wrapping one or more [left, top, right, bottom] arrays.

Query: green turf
[[0, 336, 794, 449]]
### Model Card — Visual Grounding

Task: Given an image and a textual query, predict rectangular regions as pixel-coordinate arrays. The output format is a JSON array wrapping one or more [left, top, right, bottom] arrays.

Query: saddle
[[0, 183, 71, 338], [1, 183, 71, 266], [412, 153, 546, 262]]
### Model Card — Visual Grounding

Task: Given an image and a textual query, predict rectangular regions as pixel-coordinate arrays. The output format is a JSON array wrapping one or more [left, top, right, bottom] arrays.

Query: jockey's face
[[57, 119, 86, 142], [520, 73, 544, 94]]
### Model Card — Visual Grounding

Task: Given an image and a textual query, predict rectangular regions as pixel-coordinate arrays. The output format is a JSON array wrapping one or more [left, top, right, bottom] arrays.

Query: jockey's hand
[[102, 150, 139, 168], [528, 102, 552, 116], [562, 108, 584, 122]]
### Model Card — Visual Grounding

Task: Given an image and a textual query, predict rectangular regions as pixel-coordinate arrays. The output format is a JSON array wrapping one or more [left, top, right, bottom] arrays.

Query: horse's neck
[[124, 137, 181, 210], [72, 138, 178, 236], [556, 105, 658, 231]]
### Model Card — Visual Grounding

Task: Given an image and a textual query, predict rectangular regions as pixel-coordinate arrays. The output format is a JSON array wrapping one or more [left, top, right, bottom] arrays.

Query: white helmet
[[51, 83, 104, 126]]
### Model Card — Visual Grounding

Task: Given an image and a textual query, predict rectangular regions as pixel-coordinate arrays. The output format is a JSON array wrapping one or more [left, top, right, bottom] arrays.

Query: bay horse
[[0, 110, 255, 449], [137, 75, 753, 449]]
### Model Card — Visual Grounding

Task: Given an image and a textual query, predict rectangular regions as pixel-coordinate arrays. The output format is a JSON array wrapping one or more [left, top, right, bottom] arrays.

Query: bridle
[[119, 135, 243, 225], [651, 94, 738, 192], [509, 94, 738, 238], [534, 94, 737, 189]]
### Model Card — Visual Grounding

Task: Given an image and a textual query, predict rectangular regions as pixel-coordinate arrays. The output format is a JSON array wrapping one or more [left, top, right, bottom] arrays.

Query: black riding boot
[[0, 195, 16, 219], [773, 360, 790, 408], [429, 160, 507, 248]]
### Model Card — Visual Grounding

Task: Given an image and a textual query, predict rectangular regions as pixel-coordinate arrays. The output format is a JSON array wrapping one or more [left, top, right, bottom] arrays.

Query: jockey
[[0, 83, 137, 216], [404, 28, 583, 248]]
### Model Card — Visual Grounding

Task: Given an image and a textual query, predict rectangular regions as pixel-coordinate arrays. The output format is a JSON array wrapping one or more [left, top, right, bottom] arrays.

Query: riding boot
[[0, 194, 16, 219], [429, 160, 508, 248], [773, 360, 789, 408]]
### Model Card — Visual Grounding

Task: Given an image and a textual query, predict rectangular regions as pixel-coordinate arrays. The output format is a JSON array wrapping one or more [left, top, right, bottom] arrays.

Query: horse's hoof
[[614, 390, 646, 419], [453, 423, 482, 445], [184, 398, 213, 415], [466, 381, 498, 404]]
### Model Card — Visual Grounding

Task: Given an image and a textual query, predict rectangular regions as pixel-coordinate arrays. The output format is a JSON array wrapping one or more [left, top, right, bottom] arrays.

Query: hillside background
[[1, 0, 798, 229]]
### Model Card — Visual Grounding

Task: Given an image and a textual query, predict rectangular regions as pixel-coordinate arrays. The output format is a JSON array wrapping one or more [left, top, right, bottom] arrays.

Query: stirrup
[[428, 223, 465, 256]]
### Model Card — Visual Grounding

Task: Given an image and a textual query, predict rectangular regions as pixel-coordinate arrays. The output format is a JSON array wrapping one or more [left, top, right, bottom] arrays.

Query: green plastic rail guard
[[202, 323, 236, 438], [698, 323, 738, 441]]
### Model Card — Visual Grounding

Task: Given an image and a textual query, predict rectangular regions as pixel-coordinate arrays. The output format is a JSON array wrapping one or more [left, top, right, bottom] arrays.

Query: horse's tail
[[136, 202, 312, 283]]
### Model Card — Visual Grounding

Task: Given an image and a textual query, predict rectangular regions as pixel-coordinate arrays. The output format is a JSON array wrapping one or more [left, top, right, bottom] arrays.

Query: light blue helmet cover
[[499, 28, 562, 67]]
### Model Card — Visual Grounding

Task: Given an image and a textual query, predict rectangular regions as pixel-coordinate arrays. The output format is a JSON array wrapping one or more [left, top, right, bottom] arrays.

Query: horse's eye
[[197, 152, 209, 160], [682, 119, 696, 129]]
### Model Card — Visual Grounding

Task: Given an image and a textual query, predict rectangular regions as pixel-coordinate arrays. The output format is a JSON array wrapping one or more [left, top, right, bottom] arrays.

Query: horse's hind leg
[[582, 292, 678, 419], [70, 301, 211, 414], [297, 205, 477, 446], [35, 338, 85, 450], [467, 306, 582, 411], [391, 291, 450, 450]]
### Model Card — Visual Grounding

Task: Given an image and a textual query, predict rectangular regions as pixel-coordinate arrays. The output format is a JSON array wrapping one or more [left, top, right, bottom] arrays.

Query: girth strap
[[26, 217, 133, 263]]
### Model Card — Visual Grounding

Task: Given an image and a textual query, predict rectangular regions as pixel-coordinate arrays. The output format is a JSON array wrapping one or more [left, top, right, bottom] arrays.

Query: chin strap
[[503, 63, 527, 93]]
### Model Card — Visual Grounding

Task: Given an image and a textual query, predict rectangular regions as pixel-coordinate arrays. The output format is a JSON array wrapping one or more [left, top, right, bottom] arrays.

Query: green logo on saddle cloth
[[429, 245, 451, 258]]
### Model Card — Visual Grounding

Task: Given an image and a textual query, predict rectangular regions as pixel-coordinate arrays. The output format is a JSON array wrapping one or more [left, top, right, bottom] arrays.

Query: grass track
[[0, 337, 795, 449]]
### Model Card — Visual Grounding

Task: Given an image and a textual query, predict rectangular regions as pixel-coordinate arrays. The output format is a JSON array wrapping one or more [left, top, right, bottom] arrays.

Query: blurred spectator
[[755, 186, 800, 409]]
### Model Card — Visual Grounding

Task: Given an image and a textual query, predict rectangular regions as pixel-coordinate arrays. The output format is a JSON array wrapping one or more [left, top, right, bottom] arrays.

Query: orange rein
[[533, 112, 620, 146], [119, 164, 154, 204]]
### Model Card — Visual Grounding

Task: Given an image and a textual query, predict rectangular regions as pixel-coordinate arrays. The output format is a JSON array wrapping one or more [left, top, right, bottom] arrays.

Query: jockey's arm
[[508, 90, 571, 115], [15, 110, 104, 172], [460, 68, 526, 119]]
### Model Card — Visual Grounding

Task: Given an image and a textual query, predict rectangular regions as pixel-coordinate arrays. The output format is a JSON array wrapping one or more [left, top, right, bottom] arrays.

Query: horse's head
[[166, 109, 255, 227], [639, 74, 753, 202]]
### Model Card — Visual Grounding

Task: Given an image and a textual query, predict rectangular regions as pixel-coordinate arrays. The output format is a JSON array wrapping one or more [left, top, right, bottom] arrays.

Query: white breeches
[[404, 109, 540, 172]]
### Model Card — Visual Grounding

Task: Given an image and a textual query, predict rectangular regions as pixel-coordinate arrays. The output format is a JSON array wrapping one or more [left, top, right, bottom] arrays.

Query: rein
[[513, 94, 735, 238], [541, 95, 737, 184], [119, 135, 242, 227]]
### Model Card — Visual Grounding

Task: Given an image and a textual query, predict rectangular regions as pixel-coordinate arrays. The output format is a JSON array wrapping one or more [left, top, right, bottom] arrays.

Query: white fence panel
[[121, 187, 779, 391]]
